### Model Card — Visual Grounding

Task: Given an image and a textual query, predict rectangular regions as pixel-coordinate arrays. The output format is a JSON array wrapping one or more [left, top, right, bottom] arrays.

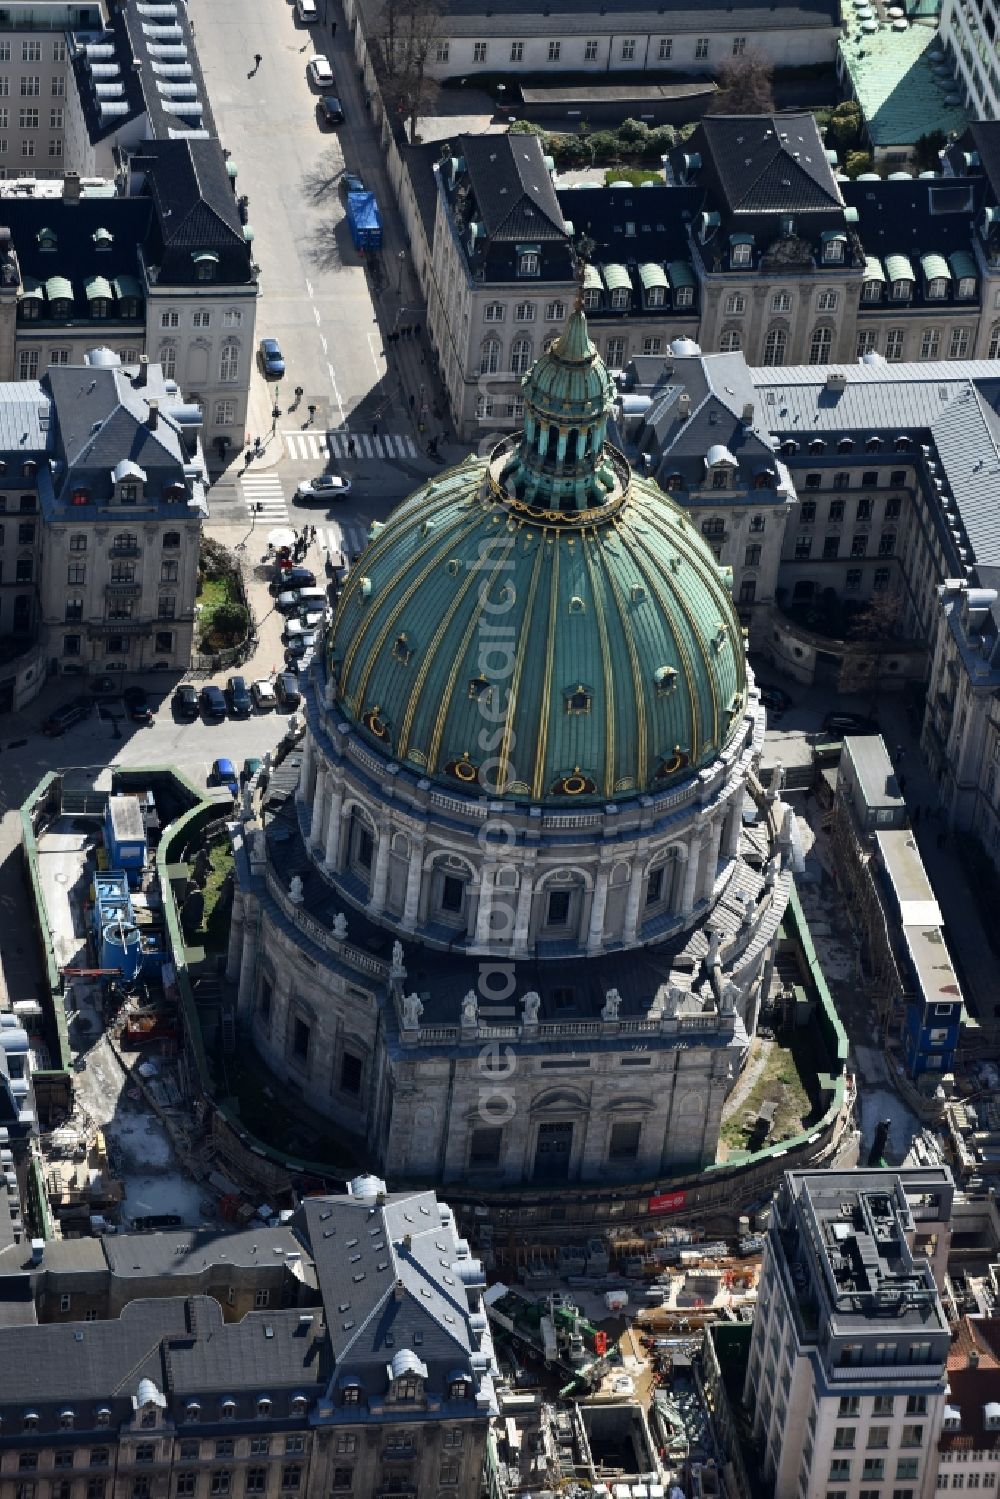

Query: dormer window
[[395, 1378, 419, 1401], [517, 248, 539, 278], [646, 284, 665, 307], [610, 286, 629, 310], [712, 467, 728, 490], [927, 277, 947, 300], [220, 1400, 236, 1421], [23, 1413, 39, 1432], [821, 232, 846, 264], [583, 287, 600, 309], [674, 284, 694, 308], [120, 484, 138, 504], [665, 472, 683, 492], [256, 1398, 271, 1418], [192, 251, 219, 282], [730, 235, 753, 268], [22, 461, 36, 477], [448, 1378, 468, 1400], [391, 633, 412, 664], [37, 227, 56, 251], [290, 1396, 308, 1417], [96, 1409, 110, 1428], [891, 280, 912, 303], [862, 280, 882, 303], [565, 685, 592, 716], [184, 1402, 200, 1424], [59, 1411, 75, 1431], [92, 227, 113, 250]]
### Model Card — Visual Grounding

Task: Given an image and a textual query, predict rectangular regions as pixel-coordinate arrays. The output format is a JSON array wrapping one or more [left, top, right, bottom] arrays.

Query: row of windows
[[0, 74, 63, 99], [65, 561, 180, 585], [800, 495, 903, 520], [0, 135, 61, 157], [937, 1473, 999, 1488], [159, 309, 244, 330], [724, 290, 840, 317], [856, 325, 976, 360], [63, 630, 176, 658], [156, 343, 241, 384], [67, 532, 182, 553], [0, 40, 66, 61], [861, 273, 977, 305], [452, 35, 741, 64], [0, 101, 62, 121]]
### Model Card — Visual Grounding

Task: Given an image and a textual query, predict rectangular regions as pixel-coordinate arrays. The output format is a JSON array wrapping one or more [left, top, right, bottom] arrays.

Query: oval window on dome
[[655, 747, 691, 779], [654, 666, 678, 695], [467, 677, 493, 705], [363, 706, 390, 742], [564, 684, 592, 715], [550, 766, 597, 797], [445, 753, 479, 785]]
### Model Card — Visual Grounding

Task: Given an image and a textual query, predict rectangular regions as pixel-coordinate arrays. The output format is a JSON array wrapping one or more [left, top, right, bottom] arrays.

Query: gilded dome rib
[[615, 516, 703, 761], [594, 527, 649, 791], [497, 532, 546, 792], [530, 538, 560, 801], [410, 535, 517, 769], [344, 510, 484, 701], [580, 531, 617, 798]]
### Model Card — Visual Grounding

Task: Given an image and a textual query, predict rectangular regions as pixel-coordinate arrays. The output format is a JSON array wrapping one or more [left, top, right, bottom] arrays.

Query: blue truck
[[346, 190, 383, 252]]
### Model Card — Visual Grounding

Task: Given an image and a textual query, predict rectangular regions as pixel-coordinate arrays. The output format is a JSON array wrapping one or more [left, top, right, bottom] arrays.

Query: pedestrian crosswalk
[[314, 522, 373, 560], [282, 430, 418, 463], [240, 472, 289, 521]]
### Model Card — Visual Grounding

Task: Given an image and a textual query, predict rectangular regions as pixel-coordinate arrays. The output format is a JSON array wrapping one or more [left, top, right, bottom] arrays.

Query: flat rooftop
[[844, 735, 903, 811], [838, 13, 969, 148]]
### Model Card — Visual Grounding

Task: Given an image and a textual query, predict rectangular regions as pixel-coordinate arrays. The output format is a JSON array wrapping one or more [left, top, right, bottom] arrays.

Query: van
[[296, 0, 318, 19], [292, 586, 327, 610], [42, 696, 92, 736]]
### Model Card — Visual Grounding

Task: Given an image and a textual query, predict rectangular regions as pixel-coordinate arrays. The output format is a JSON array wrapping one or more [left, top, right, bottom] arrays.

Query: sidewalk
[[876, 694, 997, 1024]]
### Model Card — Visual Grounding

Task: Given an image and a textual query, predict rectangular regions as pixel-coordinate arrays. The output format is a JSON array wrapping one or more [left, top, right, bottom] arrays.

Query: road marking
[[313, 305, 322, 326], [281, 429, 417, 462], [317, 522, 371, 558], [240, 472, 289, 521], [305, 278, 314, 298], [327, 362, 346, 426], [367, 330, 382, 375], [319, 333, 328, 354]]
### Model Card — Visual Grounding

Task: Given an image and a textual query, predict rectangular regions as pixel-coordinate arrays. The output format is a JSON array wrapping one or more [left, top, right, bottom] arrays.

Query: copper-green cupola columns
[[328, 308, 747, 805], [500, 307, 619, 514]]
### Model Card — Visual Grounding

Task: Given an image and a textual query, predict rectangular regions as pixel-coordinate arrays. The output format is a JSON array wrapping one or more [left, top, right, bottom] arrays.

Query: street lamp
[[396, 250, 406, 295]]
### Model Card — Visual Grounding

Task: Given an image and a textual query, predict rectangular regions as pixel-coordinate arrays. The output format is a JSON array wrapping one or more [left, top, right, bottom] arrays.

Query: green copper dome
[[326, 312, 747, 805]]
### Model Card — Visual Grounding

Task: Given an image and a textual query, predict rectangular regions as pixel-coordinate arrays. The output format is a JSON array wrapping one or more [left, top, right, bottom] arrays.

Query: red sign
[[648, 1190, 687, 1216]]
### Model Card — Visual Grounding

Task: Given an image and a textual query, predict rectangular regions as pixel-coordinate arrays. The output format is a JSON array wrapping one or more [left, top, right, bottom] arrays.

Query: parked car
[[307, 54, 334, 87], [200, 684, 226, 720], [759, 683, 794, 716], [226, 675, 252, 717], [319, 95, 344, 126], [42, 697, 92, 736], [285, 630, 319, 659], [295, 0, 317, 19], [172, 683, 200, 720], [241, 756, 264, 786], [250, 678, 277, 711], [270, 566, 316, 595], [295, 473, 351, 501], [339, 171, 365, 197], [123, 686, 153, 724], [282, 617, 317, 641], [820, 711, 878, 738], [258, 337, 285, 379], [294, 608, 326, 630], [209, 758, 239, 797], [275, 672, 301, 709]]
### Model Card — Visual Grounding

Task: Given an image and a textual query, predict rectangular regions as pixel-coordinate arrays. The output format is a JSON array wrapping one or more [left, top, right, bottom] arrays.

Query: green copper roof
[[329, 462, 745, 805], [327, 311, 745, 807]]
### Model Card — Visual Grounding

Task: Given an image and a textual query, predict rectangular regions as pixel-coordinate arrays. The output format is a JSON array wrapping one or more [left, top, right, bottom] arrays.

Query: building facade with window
[[28, 348, 204, 684], [0, 1180, 496, 1499], [227, 310, 795, 1190], [421, 121, 1000, 443], [745, 1167, 953, 1499], [347, 0, 842, 84]]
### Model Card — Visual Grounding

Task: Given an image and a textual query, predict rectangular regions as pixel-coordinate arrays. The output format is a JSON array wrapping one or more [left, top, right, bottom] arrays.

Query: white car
[[307, 54, 334, 88], [295, 473, 351, 501], [251, 678, 278, 711], [283, 617, 314, 640], [295, 608, 326, 630]]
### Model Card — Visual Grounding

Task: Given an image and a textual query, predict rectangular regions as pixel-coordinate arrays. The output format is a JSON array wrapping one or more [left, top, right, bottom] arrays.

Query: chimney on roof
[[970, 1350, 980, 1368], [394, 1280, 405, 1302], [147, 399, 159, 430], [30, 1239, 44, 1265], [63, 172, 81, 204], [678, 392, 690, 421], [376, 1189, 387, 1206], [137, 354, 149, 387], [742, 401, 754, 425]]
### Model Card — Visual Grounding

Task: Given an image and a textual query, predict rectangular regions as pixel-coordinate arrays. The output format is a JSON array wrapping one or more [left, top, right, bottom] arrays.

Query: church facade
[[227, 313, 793, 1189]]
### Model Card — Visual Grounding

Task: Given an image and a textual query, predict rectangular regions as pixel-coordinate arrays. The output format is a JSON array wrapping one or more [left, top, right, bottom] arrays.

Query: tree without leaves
[[375, 0, 442, 145], [707, 53, 775, 115], [839, 588, 904, 704]]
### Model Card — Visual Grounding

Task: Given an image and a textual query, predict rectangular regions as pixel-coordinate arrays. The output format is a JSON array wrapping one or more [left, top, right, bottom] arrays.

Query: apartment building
[[940, 0, 1000, 123], [745, 1167, 953, 1499], [347, 0, 842, 83], [0, 1178, 497, 1499], [419, 119, 1000, 442], [0, 347, 205, 708]]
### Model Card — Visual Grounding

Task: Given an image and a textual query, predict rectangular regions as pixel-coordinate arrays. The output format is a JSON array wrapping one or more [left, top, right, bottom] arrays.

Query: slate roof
[[136, 139, 253, 287], [301, 1191, 496, 1410], [460, 135, 567, 242], [7, 198, 151, 323], [843, 176, 984, 308], [695, 114, 843, 215], [930, 387, 1000, 569], [750, 361, 1000, 435], [555, 183, 700, 313], [963, 121, 1000, 201], [45, 362, 188, 501], [102, 1225, 309, 1281]]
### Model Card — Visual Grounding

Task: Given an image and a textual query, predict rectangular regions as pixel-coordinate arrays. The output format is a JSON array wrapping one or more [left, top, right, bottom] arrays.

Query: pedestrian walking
[[249, 52, 262, 76], [372, 421, 379, 438], [413, 322, 421, 338], [408, 393, 415, 410], [330, 18, 337, 34], [347, 436, 357, 459], [310, 525, 317, 542]]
